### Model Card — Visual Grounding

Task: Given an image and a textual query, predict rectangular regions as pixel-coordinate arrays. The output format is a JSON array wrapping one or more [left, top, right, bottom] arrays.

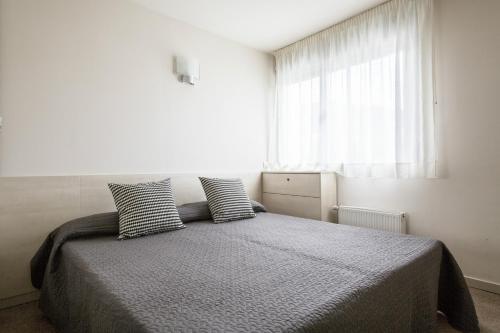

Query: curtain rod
[[272, 0, 392, 55]]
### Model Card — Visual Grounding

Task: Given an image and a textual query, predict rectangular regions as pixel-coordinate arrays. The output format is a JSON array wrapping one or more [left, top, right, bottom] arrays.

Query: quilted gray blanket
[[34, 213, 479, 332]]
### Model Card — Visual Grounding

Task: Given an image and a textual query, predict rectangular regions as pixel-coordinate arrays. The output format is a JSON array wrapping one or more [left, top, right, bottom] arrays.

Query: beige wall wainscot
[[0, 173, 262, 307]]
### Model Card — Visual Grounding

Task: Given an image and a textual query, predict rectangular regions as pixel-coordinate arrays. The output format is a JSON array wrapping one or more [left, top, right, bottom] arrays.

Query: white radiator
[[337, 206, 407, 234]]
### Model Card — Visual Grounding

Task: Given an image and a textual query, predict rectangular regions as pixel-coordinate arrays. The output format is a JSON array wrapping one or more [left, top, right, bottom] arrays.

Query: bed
[[31, 210, 479, 332]]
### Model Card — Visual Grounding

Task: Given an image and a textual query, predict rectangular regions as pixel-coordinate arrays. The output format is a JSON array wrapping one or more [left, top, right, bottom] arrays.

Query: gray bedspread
[[34, 212, 479, 333]]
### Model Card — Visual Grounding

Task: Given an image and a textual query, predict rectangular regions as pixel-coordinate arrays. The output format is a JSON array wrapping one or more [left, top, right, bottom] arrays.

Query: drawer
[[262, 173, 320, 197], [263, 193, 321, 220]]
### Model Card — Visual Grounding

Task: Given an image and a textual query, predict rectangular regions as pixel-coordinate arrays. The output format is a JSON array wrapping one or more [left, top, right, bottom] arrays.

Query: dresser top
[[262, 171, 336, 174]]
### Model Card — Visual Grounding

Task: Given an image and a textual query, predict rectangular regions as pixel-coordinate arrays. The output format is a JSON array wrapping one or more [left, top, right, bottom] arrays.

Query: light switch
[[0, 116, 3, 129]]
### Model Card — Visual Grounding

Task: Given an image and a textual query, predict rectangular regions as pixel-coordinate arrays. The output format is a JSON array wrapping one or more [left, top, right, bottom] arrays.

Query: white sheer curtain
[[266, 0, 436, 178]]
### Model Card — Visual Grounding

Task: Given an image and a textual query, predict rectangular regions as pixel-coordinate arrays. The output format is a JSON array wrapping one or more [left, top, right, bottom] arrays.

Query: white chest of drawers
[[262, 172, 337, 222]]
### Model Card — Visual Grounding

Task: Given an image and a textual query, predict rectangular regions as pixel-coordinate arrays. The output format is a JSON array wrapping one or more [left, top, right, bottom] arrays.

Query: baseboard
[[465, 276, 500, 295], [0, 291, 40, 310]]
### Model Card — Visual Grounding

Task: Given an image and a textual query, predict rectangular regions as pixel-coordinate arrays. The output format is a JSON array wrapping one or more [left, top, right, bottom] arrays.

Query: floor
[[0, 288, 499, 332], [437, 288, 500, 332]]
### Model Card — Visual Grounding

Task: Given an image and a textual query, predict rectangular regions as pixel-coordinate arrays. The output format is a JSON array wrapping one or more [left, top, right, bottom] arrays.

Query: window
[[267, 0, 436, 178]]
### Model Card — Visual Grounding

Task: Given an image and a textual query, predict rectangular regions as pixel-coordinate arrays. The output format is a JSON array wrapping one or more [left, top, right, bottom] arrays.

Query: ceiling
[[130, 0, 387, 52]]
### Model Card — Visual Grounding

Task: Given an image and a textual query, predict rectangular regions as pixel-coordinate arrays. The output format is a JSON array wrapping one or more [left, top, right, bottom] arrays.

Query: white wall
[[339, 0, 500, 287], [0, 0, 273, 176]]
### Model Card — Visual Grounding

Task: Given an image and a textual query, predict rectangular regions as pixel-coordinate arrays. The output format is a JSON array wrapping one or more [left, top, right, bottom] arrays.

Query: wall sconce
[[175, 56, 199, 85]]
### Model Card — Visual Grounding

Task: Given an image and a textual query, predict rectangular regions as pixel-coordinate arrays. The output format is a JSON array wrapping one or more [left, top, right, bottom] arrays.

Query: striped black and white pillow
[[108, 179, 185, 239], [199, 177, 256, 223]]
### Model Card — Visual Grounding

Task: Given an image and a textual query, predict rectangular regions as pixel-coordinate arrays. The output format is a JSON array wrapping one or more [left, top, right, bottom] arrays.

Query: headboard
[[0, 172, 262, 307]]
